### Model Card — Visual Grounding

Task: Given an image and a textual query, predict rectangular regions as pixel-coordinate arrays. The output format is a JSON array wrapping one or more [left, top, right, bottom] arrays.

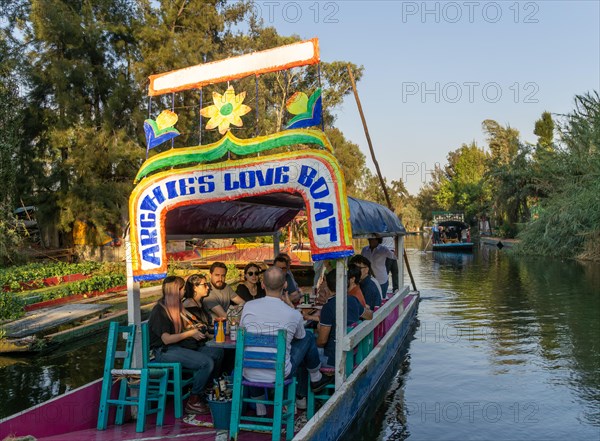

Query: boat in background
[[432, 212, 474, 252]]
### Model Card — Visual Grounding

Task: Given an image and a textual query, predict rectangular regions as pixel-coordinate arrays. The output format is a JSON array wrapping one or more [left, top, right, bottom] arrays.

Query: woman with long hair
[[182, 273, 214, 329], [235, 263, 266, 302], [148, 276, 224, 415]]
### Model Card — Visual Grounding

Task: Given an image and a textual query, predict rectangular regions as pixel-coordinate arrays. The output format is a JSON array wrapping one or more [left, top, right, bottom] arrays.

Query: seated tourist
[[273, 252, 302, 303], [317, 270, 371, 367], [204, 262, 245, 320], [148, 276, 224, 415], [347, 263, 367, 308], [235, 262, 266, 302], [240, 267, 331, 410], [182, 273, 214, 331], [349, 255, 382, 309]]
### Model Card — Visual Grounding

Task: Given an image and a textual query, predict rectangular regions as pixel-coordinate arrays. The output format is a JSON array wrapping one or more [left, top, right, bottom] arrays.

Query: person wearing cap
[[361, 236, 396, 297], [382, 236, 399, 293]]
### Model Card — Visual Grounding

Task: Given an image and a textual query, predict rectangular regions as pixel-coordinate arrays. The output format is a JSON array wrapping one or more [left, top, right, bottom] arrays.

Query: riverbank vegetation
[[415, 92, 600, 261]]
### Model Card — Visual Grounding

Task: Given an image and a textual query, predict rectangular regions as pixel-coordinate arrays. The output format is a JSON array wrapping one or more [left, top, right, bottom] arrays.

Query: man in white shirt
[[361, 237, 396, 296], [382, 236, 399, 293], [240, 267, 331, 406]]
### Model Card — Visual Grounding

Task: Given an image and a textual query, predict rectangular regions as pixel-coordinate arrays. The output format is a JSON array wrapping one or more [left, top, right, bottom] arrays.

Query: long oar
[[346, 66, 417, 292]]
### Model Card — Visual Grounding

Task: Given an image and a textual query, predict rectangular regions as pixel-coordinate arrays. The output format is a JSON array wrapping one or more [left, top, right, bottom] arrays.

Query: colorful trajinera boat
[[0, 38, 419, 441], [432, 212, 474, 252]]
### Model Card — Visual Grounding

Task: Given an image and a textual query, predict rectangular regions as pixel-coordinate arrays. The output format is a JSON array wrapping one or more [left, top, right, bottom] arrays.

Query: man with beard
[[204, 262, 245, 320]]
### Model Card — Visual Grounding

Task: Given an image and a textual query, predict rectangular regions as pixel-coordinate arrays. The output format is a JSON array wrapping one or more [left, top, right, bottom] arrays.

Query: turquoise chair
[[229, 328, 296, 441], [97, 322, 169, 433], [141, 322, 195, 418]]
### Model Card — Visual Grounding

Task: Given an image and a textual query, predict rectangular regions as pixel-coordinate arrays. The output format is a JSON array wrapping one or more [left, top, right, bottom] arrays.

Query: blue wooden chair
[[229, 328, 296, 441], [141, 322, 195, 418], [97, 322, 169, 433]]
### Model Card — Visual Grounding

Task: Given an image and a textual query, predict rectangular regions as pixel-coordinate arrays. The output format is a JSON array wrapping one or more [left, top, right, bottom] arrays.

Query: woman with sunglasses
[[148, 276, 224, 415], [235, 263, 266, 302], [182, 273, 214, 330]]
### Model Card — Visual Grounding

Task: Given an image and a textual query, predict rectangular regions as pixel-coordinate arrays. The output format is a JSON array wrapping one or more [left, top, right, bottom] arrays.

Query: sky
[[252, 0, 600, 194]]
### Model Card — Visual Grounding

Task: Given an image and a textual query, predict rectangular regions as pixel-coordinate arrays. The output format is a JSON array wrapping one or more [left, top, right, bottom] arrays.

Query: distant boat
[[433, 241, 474, 252], [432, 220, 474, 252]]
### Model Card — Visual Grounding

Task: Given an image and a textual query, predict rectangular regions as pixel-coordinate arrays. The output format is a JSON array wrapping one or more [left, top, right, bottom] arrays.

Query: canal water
[[2, 237, 599, 441], [347, 236, 600, 441]]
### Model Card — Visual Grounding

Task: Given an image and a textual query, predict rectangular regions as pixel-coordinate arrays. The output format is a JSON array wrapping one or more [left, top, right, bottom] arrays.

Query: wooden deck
[[2, 304, 110, 338]]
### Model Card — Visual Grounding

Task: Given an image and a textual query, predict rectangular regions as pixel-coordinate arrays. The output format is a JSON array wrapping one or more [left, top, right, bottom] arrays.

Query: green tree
[[534, 110, 555, 153], [415, 165, 445, 223], [7, 0, 142, 244], [0, 35, 22, 208], [435, 142, 490, 221], [482, 119, 520, 165], [0, 34, 26, 264], [482, 119, 525, 232], [399, 200, 422, 232], [518, 92, 600, 260], [362, 171, 408, 212]]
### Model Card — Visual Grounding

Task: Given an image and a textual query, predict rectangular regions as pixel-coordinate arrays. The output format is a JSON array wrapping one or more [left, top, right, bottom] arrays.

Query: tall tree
[[534, 111, 555, 152], [7, 0, 142, 244], [0, 35, 22, 207], [0, 34, 26, 263], [435, 142, 490, 221], [518, 92, 600, 260], [482, 119, 520, 165]]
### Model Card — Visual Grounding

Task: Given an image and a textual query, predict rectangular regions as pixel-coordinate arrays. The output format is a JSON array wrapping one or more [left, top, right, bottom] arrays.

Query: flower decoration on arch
[[144, 109, 180, 150], [200, 85, 252, 135]]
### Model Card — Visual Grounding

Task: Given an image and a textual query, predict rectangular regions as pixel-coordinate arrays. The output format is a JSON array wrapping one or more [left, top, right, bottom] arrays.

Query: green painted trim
[[135, 130, 329, 183]]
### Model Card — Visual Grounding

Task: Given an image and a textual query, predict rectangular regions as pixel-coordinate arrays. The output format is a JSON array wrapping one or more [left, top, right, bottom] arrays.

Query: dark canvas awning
[[164, 193, 405, 240], [347, 197, 405, 238]]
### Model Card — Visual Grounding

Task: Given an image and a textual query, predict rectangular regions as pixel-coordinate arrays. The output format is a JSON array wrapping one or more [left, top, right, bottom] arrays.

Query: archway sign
[[130, 38, 354, 282]]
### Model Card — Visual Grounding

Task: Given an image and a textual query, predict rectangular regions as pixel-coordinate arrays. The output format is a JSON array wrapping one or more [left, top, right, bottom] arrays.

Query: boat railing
[[341, 286, 409, 380]]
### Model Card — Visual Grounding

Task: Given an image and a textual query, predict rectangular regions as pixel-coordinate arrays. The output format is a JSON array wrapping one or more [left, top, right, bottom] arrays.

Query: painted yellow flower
[[200, 86, 252, 135]]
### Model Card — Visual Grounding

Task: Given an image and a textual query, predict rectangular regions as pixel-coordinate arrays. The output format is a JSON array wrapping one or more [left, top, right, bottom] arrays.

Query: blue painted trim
[[134, 273, 166, 283], [312, 249, 355, 261]]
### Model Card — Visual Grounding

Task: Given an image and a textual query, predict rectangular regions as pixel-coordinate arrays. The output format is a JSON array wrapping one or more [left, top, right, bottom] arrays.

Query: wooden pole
[[346, 65, 418, 292]]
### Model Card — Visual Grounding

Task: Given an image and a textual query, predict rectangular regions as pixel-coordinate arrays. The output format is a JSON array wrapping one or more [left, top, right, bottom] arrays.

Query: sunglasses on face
[[195, 282, 210, 287], [246, 271, 259, 276]]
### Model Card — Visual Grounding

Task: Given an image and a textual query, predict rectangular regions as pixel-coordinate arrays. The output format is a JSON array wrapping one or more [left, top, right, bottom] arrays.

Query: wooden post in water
[[346, 65, 417, 292]]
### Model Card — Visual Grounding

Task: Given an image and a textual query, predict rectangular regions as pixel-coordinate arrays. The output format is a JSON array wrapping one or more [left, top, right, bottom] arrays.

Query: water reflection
[[400, 236, 600, 439], [0, 335, 106, 419]]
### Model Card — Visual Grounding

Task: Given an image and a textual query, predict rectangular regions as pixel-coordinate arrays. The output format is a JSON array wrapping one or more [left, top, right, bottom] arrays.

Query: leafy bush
[[37, 272, 127, 302], [0, 292, 25, 320], [0, 207, 25, 267], [0, 261, 104, 291]]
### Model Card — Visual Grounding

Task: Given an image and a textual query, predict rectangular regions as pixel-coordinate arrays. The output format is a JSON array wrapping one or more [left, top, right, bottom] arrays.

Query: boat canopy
[[164, 194, 404, 240], [437, 220, 468, 229]]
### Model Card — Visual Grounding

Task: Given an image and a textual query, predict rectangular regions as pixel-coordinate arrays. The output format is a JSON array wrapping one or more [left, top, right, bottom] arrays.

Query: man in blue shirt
[[317, 270, 368, 367]]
